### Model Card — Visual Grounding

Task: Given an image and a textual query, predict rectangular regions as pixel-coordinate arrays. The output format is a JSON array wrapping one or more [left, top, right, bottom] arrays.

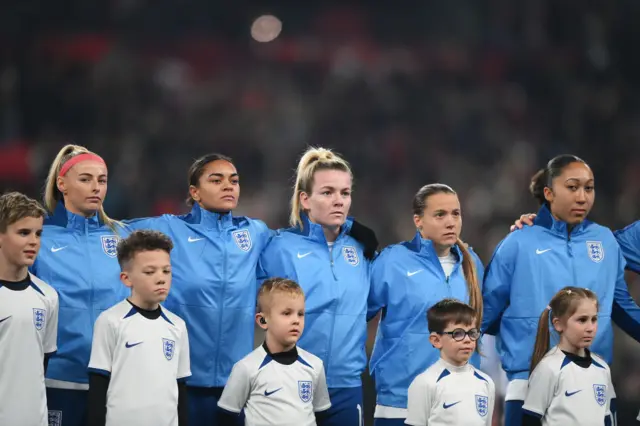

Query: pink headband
[[59, 153, 106, 177]]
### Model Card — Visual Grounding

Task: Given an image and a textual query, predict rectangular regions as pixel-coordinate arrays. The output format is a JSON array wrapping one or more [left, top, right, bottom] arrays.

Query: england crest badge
[[593, 384, 606, 406], [342, 246, 359, 266], [298, 380, 313, 403], [33, 308, 46, 330], [163, 338, 176, 361], [586, 241, 604, 263], [101, 235, 119, 258], [232, 230, 252, 252], [475, 394, 489, 417]]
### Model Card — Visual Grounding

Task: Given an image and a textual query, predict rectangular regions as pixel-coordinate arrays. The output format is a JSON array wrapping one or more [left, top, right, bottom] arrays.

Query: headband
[[59, 153, 106, 177]]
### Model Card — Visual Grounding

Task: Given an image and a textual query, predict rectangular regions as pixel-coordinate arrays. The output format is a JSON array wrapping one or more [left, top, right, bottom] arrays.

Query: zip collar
[[534, 204, 589, 237], [407, 231, 462, 262], [184, 203, 234, 230], [297, 213, 353, 244], [47, 201, 104, 231]]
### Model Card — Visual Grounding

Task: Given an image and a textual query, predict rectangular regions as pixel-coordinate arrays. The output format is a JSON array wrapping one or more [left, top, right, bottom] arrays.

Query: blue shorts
[[188, 386, 244, 426], [46, 388, 87, 426], [317, 386, 364, 426]]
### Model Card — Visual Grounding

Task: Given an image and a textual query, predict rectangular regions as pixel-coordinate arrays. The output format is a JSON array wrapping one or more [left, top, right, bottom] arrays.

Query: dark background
[[1, 1, 639, 424]]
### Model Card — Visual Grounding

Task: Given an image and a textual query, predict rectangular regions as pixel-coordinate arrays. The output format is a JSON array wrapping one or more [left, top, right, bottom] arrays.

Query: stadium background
[[1, 1, 639, 424]]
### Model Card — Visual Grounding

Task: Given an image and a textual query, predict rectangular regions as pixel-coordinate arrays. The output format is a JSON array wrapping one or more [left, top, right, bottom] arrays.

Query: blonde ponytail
[[44, 144, 122, 235], [456, 238, 483, 324], [289, 147, 352, 228]]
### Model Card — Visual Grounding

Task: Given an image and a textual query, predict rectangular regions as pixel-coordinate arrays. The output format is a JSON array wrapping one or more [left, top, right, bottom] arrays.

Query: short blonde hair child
[[257, 278, 305, 313]]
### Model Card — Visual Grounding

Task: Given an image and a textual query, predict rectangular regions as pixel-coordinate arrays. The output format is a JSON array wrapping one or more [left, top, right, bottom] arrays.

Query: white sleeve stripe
[[217, 402, 242, 414], [522, 408, 544, 418]]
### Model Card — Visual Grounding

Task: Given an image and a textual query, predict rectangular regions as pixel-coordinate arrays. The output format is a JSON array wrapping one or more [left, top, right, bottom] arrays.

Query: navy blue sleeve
[[43, 352, 54, 373], [177, 380, 188, 426], [87, 373, 109, 426]]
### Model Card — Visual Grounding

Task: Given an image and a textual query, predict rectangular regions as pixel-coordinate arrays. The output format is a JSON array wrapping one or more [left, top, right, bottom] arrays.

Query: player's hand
[[510, 213, 536, 232]]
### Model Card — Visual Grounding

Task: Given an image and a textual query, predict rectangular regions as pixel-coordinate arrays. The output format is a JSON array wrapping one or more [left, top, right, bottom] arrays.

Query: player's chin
[[154, 290, 169, 302], [20, 255, 37, 266], [457, 348, 474, 359], [217, 199, 238, 210], [284, 335, 300, 345]]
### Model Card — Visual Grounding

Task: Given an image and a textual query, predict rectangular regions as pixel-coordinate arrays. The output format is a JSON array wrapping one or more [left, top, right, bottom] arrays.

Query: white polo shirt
[[88, 300, 190, 426], [405, 358, 495, 426], [218, 344, 331, 426], [0, 273, 59, 426], [523, 347, 614, 426]]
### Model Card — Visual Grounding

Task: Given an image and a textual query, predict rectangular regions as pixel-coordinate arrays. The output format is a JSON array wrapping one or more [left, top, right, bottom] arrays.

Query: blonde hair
[[0, 192, 46, 232], [44, 144, 121, 234], [412, 184, 483, 324], [530, 286, 599, 373], [290, 147, 352, 228], [257, 277, 305, 314]]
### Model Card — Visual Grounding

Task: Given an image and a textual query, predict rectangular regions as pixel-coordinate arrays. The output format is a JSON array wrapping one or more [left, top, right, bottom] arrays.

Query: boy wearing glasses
[[405, 299, 495, 426]]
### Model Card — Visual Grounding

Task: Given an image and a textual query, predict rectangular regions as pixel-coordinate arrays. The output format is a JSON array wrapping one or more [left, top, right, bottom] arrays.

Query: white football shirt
[[405, 358, 495, 426], [88, 300, 191, 426], [523, 347, 614, 426], [218, 344, 331, 426], [0, 273, 59, 426]]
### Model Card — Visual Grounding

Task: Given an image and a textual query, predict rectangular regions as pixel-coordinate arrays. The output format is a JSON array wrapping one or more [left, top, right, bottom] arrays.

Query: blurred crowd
[[1, 1, 639, 424]]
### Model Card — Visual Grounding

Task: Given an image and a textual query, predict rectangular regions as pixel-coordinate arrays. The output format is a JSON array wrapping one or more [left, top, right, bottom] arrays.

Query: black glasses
[[437, 328, 481, 342]]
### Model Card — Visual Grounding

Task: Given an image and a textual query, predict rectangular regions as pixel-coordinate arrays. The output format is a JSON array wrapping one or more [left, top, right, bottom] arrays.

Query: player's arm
[[177, 323, 191, 426], [177, 380, 188, 426], [87, 315, 116, 426], [43, 290, 59, 373], [217, 362, 251, 415], [367, 253, 389, 321], [614, 221, 640, 274], [611, 247, 640, 342], [522, 363, 556, 425], [405, 376, 433, 426], [481, 238, 516, 335], [348, 219, 379, 261]]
